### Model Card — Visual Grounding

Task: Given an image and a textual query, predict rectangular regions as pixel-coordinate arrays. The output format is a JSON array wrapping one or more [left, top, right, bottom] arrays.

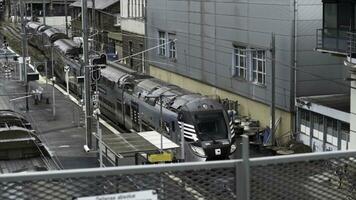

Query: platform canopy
[[100, 131, 179, 158]]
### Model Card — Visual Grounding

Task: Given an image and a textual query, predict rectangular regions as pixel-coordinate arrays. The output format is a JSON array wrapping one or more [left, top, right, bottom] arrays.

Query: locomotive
[[25, 21, 237, 161]]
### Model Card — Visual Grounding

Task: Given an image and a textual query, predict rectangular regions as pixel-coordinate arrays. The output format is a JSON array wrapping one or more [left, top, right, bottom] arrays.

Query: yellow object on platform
[[148, 152, 173, 163]]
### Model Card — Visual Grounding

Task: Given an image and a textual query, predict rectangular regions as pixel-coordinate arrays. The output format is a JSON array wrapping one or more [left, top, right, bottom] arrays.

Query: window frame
[[168, 33, 177, 59], [251, 50, 266, 85], [158, 31, 166, 56], [233, 46, 247, 79]]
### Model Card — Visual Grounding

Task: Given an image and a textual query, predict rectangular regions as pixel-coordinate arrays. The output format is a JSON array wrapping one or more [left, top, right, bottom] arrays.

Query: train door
[[116, 99, 123, 125], [124, 102, 131, 129], [131, 101, 139, 131]]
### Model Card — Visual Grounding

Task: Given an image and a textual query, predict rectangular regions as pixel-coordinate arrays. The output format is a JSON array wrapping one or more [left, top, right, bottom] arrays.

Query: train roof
[[101, 65, 129, 83], [26, 22, 42, 31], [43, 27, 63, 37], [54, 39, 81, 56], [102, 63, 223, 112], [38, 24, 50, 32], [43, 28, 68, 42], [0, 110, 31, 130]]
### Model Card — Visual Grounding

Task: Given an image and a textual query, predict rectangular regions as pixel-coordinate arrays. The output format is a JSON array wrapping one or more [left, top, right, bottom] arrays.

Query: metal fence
[[316, 28, 350, 54], [1, 137, 356, 200]]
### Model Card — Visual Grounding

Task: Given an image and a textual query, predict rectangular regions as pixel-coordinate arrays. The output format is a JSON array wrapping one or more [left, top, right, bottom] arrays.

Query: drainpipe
[[345, 34, 356, 149], [292, 0, 298, 135]]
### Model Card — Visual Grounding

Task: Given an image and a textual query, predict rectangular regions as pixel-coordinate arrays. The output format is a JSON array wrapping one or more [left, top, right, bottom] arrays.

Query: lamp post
[[44, 44, 55, 117]]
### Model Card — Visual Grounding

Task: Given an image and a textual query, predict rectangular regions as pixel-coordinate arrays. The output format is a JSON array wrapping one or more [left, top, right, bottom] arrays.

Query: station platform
[[0, 47, 180, 170], [96, 130, 179, 166]]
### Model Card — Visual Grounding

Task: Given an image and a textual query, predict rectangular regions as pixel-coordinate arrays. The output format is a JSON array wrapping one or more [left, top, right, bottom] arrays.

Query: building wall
[[150, 65, 292, 138], [146, 0, 296, 136], [296, 0, 348, 96], [147, 0, 295, 112], [70, 4, 120, 52], [122, 30, 145, 72], [297, 107, 350, 152], [146, 0, 349, 137]]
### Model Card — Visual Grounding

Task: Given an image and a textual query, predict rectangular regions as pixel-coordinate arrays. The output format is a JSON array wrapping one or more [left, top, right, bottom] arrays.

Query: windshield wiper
[[205, 134, 218, 144]]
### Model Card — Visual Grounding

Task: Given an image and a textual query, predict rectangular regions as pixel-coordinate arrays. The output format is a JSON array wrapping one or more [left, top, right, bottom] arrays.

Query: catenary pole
[[20, 0, 28, 111], [271, 33, 276, 146], [82, 0, 92, 149], [42, 0, 46, 25], [65, 0, 68, 36], [92, 0, 95, 51]]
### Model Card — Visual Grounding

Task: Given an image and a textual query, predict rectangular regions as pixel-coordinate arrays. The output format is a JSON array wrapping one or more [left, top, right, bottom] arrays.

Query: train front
[[179, 98, 235, 161]]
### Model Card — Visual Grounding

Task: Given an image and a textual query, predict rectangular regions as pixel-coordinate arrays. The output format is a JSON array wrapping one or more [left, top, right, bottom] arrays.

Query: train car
[[26, 22, 50, 50], [52, 39, 83, 95], [99, 66, 235, 161], [42, 27, 68, 45], [26, 22, 237, 161]]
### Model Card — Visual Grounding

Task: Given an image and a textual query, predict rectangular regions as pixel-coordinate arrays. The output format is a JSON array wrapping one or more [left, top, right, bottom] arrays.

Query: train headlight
[[190, 145, 207, 158], [230, 143, 237, 154]]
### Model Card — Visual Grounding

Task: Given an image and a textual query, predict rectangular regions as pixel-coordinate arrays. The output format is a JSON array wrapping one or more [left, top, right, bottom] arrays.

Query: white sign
[[77, 190, 157, 200]]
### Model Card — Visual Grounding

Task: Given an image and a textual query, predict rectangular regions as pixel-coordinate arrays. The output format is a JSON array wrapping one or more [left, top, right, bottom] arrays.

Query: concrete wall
[[122, 30, 145, 72], [150, 65, 292, 137]]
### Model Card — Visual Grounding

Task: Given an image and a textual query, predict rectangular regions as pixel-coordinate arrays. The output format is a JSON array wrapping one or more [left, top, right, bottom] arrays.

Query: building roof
[[297, 94, 350, 123], [70, 0, 120, 10], [298, 94, 350, 113]]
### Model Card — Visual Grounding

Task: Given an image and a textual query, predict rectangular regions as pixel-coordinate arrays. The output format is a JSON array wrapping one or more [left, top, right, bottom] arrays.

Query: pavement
[[0, 62, 100, 170]]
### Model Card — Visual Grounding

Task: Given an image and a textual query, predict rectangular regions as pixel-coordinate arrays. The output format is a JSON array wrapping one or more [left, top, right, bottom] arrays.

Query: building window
[[324, 3, 337, 29], [312, 113, 324, 141], [300, 109, 310, 135], [326, 117, 338, 146], [233, 47, 247, 79], [158, 31, 177, 60], [158, 31, 166, 56], [168, 33, 176, 59], [252, 50, 266, 85]]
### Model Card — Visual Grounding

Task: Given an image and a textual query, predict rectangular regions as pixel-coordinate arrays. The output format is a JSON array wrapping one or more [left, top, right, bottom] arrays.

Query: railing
[[0, 136, 356, 200], [347, 32, 356, 59], [316, 28, 351, 54]]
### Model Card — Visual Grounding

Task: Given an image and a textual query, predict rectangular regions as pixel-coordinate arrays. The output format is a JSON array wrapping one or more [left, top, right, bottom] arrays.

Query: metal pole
[[98, 120, 102, 167], [30, 0, 33, 21], [51, 45, 55, 117], [65, 68, 69, 96], [45, 61, 48, 86], [82, 0, 92, 149], [65, 0, 68, 36], [20, 0, 28, 111], [142, 52, 145, 74], [92, 0, 95, 51], [160, 95, 163, 152], [271, 33, 276, 146], [42, 0, 46, 25], [180, 118, 185, 161], [242, 135, 250, 200]]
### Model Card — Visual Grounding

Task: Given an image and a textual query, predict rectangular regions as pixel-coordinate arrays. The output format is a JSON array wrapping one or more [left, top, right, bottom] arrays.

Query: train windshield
[[195, 111, 228, 141]]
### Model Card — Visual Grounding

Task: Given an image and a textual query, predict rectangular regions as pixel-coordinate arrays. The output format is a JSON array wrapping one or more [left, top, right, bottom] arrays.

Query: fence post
[[236, 135, 250, 200]]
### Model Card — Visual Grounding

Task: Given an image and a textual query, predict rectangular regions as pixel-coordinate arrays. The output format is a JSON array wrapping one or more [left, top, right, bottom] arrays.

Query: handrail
[[316, 28, 354, 54]]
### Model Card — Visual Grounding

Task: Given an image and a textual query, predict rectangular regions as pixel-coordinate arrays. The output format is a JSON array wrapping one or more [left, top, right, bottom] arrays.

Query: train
[[25, 21, 237, 161]]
